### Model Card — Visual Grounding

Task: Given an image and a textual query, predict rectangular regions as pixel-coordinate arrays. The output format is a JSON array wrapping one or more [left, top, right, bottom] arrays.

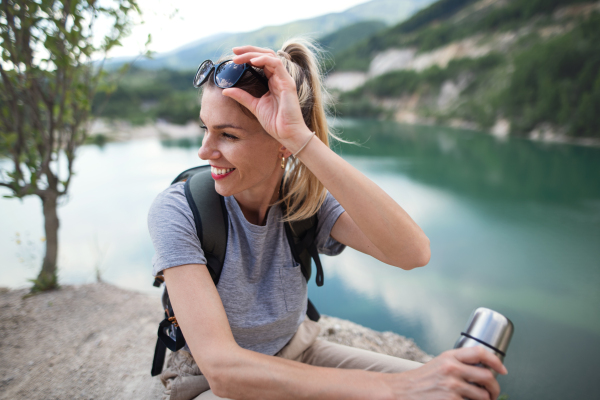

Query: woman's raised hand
[[383, 346, 507, 400], [221, 46, 313, 153]]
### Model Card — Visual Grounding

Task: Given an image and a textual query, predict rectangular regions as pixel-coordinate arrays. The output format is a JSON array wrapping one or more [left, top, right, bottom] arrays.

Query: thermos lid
[[462, 307, 514, 355]]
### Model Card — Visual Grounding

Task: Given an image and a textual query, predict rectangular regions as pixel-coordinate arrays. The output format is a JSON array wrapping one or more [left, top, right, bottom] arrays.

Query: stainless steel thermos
[[454, 307, 514, 376]]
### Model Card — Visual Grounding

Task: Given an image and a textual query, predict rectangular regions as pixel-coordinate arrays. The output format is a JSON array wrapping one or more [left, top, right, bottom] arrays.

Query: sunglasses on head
[[192, 59, 269, 89]]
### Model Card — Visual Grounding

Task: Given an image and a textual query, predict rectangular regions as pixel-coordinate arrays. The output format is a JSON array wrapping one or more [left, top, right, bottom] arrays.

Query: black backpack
[[151, 164, 325, 376]]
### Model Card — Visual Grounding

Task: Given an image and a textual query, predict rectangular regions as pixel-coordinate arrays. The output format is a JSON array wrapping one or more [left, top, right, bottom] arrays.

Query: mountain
[[107, 0, 434, 71], [319, 20, 388, 57], [330, 0, 600, 140]]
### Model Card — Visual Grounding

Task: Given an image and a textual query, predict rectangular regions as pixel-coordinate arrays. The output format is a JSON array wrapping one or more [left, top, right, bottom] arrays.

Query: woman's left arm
[[223, 47, 430, 270], [299, 137, 430, 270]]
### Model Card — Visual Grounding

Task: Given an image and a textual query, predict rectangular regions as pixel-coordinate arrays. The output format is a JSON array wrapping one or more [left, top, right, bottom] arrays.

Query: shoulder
[[149, 182, 189, 218], [148, 182, 196, 235], [147, 182, 207, 275]]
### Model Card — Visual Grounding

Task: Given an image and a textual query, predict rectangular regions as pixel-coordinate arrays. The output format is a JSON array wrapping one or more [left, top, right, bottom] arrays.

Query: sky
[[106, 0, 371, 58]]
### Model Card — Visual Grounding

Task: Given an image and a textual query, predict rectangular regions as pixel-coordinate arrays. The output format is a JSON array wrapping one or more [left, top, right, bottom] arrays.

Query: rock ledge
[[0, 284, 430, 399]]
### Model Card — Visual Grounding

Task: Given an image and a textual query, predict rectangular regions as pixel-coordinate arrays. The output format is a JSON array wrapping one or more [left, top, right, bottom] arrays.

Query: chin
[[214, 182, 234, 197]]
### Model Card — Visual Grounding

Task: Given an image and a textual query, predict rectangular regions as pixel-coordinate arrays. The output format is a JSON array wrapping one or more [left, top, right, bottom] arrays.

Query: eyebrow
[[199, 118, 245, 131]]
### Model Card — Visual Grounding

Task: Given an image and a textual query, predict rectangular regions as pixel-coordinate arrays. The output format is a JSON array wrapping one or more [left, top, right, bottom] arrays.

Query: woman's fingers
[[453, 346, 508, 376], [248, 55, 294, 85], [232, 45, 276, 56], [458, 380, 493, 400], [232, 52, 294, 87], [232, 52, 277, 77], [460, 364, 500, 400], [232, 51, 276, 64], [221, 87, 259, 115], [232, 52, 282, 79]]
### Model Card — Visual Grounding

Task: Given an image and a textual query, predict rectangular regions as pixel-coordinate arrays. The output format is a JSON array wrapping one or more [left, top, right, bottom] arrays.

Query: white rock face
[[368, 48, 417, 77], [437, 73, 472, 110], [413, 37, 491, 71], [364, 32, 519, 81], [325, 71, 368, 92], [491, 118, 511, 138]]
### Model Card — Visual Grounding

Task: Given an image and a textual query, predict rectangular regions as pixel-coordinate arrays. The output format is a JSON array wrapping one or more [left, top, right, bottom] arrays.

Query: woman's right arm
[[164, 263, 506, 400]]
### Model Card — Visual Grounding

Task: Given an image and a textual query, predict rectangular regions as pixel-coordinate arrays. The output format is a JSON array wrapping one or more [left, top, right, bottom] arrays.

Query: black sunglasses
[[192, 59, 269, 89]]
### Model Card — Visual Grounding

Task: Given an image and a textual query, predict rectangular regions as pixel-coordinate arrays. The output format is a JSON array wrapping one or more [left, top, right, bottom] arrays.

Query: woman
[[148, 39, 506, 400]]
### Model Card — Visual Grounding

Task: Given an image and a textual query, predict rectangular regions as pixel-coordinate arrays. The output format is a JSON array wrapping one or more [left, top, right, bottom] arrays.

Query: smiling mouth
[[211, 166, 235, 175], [210, 166, 236, 180]]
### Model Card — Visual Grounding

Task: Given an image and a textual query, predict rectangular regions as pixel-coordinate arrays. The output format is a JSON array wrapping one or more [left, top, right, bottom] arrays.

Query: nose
[[198, 131, 220, 161]]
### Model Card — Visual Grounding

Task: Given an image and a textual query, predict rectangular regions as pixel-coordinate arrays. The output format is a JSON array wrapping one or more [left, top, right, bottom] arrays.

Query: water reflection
[[335, 120, 600, 204]]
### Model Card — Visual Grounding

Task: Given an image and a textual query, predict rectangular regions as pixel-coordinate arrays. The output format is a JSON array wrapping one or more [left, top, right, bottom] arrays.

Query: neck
[[234, 169, 283, 226]]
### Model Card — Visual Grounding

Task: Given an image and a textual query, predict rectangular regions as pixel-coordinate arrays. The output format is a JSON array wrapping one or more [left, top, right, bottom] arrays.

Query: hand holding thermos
[[454, 307, 514, 399], [382, 307, 512, 400]]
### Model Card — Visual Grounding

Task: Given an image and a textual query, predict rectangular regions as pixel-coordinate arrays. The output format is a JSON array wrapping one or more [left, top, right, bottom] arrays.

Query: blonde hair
[[206, 38, 336, 222], [276, 38, 335, 222]]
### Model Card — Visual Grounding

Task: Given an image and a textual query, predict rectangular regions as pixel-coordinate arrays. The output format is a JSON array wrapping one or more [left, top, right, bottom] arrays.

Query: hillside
[[107, 0, 433, 71], [93, 1, 434, 125], [329, 0, 600, 140]]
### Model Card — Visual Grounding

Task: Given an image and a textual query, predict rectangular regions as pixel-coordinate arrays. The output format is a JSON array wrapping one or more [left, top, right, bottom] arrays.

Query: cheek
[[238, 142, 279, 175]]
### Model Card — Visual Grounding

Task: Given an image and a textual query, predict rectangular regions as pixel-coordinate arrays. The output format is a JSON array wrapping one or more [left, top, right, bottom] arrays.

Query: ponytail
[[276, 38, 336, 222]]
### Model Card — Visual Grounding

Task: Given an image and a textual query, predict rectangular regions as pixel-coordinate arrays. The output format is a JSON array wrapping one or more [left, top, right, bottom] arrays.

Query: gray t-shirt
[[148, 182, 345, 355]]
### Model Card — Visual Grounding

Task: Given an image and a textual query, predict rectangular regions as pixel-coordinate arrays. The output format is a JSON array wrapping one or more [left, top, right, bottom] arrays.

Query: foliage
[[389, 0, 477, 35], [500, 13, 600, 137], [0, 0, 141, 290], [405, 0, 592, 52], [93, 67, 199, 124], [320, 20, 387, 71], [29, 272, 59, 294], [334, 95, 388, 119]]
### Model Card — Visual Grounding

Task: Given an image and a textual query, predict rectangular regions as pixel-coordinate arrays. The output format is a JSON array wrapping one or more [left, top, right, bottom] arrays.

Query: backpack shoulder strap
[[181, 165, 228, 285], [282, 207, 324, 288], [284, 214, 323, 323]]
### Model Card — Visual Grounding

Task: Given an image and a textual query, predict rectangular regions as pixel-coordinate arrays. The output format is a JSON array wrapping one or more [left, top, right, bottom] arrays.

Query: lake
[[1, 120, 599, 399]]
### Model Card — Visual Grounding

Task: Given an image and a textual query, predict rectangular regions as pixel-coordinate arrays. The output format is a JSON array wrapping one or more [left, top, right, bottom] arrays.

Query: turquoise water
[[1, 120, 599, 399]]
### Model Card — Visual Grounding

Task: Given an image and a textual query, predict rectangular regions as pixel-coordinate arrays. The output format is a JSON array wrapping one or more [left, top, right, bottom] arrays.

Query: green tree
[[0, 0, 141, 291]]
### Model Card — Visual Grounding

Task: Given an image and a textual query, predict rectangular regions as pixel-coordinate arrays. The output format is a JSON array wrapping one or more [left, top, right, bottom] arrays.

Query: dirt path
[[0, 283, 430, 399]]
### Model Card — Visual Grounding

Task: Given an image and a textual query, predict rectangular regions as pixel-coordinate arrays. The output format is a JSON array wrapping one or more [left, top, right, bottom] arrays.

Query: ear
[[279, 145, 292, 158]]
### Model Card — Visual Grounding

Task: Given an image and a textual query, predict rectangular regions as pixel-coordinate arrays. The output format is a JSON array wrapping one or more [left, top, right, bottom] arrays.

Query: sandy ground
[[0, 283, 431, 400]]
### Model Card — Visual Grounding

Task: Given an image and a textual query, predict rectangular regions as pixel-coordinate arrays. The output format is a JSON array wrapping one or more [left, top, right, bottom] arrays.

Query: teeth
[[211, 166, 235, 175]]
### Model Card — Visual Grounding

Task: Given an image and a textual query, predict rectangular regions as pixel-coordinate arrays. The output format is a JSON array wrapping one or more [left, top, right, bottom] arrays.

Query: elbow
[[394, 235, 431, 270], [205, 368, 230, 399], [416, 238, 431, 268], [200, 349, 240, 398], [204, 362, 232, 398]]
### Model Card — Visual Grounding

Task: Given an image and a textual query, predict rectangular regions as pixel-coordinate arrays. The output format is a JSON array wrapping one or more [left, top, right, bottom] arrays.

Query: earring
[[281, 156, 285, 169]]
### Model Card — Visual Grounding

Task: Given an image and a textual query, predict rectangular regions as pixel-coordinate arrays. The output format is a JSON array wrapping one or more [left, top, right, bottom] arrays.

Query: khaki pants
[[160, 317, 423, 400]]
